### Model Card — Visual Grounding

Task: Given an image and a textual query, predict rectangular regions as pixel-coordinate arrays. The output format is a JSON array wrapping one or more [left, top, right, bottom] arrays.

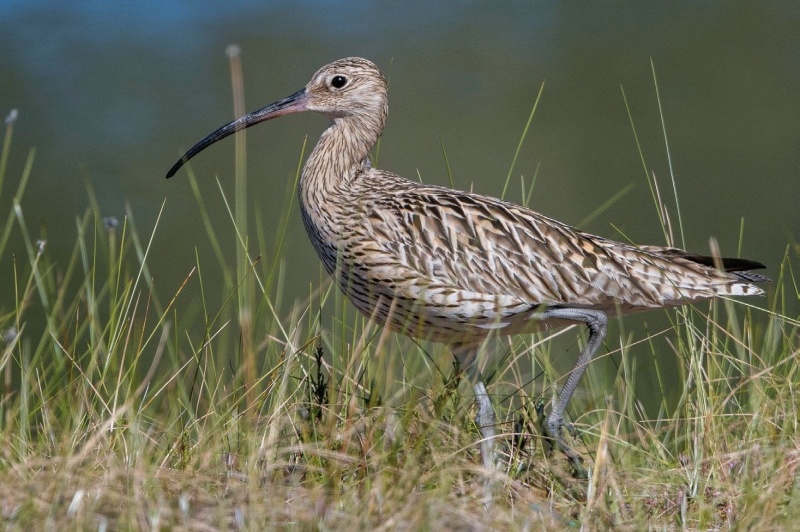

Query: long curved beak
[[165, 88, 308, 179]]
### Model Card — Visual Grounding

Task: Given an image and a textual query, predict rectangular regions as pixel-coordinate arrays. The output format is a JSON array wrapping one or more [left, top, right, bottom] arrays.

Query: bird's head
[[304, 57, 388, 123], [166, 57, 387, 179]]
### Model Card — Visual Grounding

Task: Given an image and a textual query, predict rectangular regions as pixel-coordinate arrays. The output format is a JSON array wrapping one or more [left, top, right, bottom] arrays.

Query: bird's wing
[[345, 183, 761, 324]]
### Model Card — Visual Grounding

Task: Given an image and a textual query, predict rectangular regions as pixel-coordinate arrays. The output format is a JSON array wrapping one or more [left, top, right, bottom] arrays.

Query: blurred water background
[[1, 2, 797, 408]]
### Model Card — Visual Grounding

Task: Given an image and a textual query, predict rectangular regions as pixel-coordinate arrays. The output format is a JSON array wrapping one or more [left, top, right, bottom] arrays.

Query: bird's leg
[[470, 375, 497, 471], [538, 308, 607, 478], [455, 345, 499, 509], [453, 345, 498, 471]]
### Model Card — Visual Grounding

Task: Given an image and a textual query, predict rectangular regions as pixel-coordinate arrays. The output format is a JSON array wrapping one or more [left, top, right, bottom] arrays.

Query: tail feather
[[680, 254, 765, 273], [731, 270, 770, 284], [642, 247, 770, 282], [678, 253, 769, 284]]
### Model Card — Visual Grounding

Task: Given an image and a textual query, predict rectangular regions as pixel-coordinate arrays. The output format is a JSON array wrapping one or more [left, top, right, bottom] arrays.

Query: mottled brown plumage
[[167, 57, 768, 476]]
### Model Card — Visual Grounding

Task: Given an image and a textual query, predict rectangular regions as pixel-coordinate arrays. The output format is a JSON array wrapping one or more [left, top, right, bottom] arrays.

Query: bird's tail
[[639, 245, 770, 296]]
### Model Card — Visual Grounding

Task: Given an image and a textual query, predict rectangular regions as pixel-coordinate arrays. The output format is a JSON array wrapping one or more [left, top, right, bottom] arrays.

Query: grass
[[0, 67, 799, 530]]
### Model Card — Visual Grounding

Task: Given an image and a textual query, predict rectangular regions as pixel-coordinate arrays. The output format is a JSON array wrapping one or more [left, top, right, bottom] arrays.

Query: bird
[[166, 57, 768, 477]]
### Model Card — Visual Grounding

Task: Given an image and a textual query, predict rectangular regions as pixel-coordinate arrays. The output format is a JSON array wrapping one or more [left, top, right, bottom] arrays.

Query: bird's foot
[[472, 381, 500, 509], [536, 400, 588, 480]]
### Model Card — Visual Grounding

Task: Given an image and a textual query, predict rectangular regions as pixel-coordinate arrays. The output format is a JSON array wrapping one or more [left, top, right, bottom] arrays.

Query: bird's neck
[[300, 115, 381, 205]]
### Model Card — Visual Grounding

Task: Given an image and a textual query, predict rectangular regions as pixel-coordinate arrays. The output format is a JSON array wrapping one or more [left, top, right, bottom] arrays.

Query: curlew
[[166, 57, 768, 476]]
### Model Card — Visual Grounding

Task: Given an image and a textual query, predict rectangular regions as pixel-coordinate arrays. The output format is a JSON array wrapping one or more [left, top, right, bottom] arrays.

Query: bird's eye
[[330, 75, 348, 89]]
